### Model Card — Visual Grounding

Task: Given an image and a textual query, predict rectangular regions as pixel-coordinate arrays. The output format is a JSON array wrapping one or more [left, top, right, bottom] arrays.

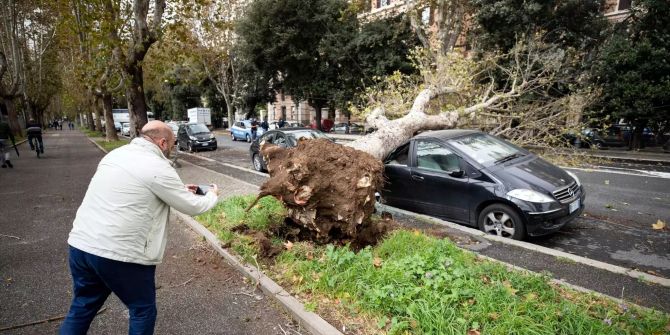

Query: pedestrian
[[0, 119, 16, 168], [58, 119, 63, 130], [59, 121, 220, 335], [278, 118, 285, 128], [250, 118, 259, 140], [260, 117, 269, 132]]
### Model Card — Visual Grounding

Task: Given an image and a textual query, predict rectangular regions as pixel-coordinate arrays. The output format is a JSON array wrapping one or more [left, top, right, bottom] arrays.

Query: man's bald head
[[141, 121, 172, 140]]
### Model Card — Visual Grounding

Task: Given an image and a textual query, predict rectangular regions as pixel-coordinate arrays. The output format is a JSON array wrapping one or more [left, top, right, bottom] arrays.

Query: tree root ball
[[257, 138, 384, 243]]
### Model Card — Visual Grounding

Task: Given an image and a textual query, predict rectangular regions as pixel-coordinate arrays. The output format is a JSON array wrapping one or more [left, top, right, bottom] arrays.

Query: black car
[[381, 130, 585, 240], [177, 123, 217, 152], [249, 128, 331, 172]]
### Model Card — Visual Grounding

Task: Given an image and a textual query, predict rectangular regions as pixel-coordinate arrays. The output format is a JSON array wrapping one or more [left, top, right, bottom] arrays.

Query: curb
[[376, 203, 670, 288], [174, 211, 343, 335], [86, 137, 108, 153]]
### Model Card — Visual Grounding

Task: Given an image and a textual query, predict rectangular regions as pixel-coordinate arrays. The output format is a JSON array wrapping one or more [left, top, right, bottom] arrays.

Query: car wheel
[[231, 133, 236, 141], [478, 204, 525, 240], [593, 141, 603, 150], [246, 134, 251, 143], [252, 154, 265, 172]]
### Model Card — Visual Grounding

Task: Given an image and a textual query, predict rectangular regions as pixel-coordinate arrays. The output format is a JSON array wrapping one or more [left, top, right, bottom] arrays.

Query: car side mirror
[[449, 170, 465, 178]]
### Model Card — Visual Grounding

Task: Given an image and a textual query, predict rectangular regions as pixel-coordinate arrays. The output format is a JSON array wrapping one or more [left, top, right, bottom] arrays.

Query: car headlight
[[189, 136, 196, 140], [507, 189, 555, 203], [565, 170, 581, 187], [209, 133, 215, 139]]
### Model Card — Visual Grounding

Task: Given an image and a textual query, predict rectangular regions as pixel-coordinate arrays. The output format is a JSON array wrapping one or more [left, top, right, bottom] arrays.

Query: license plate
[[202, 142, 209, 146], [569, 199, 580, 213]]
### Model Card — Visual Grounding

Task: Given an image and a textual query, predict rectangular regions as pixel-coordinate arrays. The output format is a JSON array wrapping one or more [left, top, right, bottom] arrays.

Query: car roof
[[269, 127, 314, 133], [414, 129, 482, 140]]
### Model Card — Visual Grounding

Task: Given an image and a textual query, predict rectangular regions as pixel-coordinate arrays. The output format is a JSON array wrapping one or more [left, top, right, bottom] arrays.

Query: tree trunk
[[125, 64, 148, 138], [226, 104, 235, 128], [94, 96, 104, 132], [102, 93, 118, 141], [3, 97, 22, 136], [311, 100, 324, 131], [85, 94, 95, 130]]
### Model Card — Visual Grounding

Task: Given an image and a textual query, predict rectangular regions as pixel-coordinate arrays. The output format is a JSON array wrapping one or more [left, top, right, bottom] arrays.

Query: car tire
[[252, 154, 265, 172], [246, 134, 251, 143], [478, 204, 526, 240], [593, 141, 603, 150], [231, 133, 236, 141]]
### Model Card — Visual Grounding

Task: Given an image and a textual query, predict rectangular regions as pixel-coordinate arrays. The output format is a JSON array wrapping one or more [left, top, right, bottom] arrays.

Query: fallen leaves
[[502, 280, 518, 295], [373, 257, 383, 268], [652, 220, 666, 230], [467, 330, 481, 335], [604, 179, 610, 185], [284, 240, 294, 250]]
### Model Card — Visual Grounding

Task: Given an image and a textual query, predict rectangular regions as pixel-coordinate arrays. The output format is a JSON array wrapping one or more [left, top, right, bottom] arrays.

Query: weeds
[[198, 194, 669, 335]]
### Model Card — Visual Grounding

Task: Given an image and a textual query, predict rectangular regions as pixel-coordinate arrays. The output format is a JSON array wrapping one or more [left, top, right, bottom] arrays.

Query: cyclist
[[26, 118, 44, 154], [0, 119, 16, 168]]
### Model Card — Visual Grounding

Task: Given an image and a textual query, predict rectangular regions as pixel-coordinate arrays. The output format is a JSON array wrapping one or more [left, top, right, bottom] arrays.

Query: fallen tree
[[250, 40, 575, 242]]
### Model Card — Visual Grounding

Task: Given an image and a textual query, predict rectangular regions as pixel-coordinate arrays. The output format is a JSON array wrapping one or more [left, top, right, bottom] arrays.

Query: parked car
[[249, 128, 331, 172], [177, 123, 217, 152], [380, 129, 585, 240], [114, 121, 122, 131], [230, 120, 266, 142], [167, 122, 179, 144], [120, 122, 131, 136], [269, 121, 304, 130], [331, 122, 364, 134]]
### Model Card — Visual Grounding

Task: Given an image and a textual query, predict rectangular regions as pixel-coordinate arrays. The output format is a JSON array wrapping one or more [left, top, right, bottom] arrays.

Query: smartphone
[[195, 185, 210, 195]]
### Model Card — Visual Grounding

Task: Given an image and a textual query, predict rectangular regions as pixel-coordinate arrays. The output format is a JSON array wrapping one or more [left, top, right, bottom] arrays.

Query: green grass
[[195, 195, 286, 262], [95, 139, 127, 152], [82, 128, 104, 138], [199, 194, 670, 335]]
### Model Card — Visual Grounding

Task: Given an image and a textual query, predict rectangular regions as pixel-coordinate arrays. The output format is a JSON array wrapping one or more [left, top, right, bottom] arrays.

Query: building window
[[281, 106, 286, 120], [618, 0, 632, 10], [376, 0, 390, 9]]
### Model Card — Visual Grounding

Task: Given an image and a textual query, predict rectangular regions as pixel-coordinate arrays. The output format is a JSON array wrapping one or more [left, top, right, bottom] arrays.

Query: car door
[[177, 126, 187, 148], [233, 122, 245, 139], [410, 139, 471, 223], [382, 142, 423, 212]]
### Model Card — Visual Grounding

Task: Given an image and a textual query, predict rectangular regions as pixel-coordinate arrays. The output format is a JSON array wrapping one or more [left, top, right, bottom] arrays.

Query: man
[[250, 118, 259, 140], [260, 117, 269, 132], [60, 121, 220, 335], [26, 118, 44, 154], [0, 119, 16, 168]]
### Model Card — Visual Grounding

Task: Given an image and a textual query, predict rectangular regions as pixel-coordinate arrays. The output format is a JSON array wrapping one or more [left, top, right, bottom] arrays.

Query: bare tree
[[0, 0, 25, 136]]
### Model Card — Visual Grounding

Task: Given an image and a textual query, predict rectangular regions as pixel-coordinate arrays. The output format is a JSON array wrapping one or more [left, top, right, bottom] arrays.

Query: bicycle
[[29, 136, 41, 158]]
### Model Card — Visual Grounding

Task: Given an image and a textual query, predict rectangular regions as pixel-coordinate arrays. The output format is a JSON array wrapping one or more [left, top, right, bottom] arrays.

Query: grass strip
[[197, 194, 670, 335]]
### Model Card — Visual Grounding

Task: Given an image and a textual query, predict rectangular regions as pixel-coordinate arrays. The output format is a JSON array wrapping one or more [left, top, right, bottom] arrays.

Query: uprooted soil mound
[[252, 138, 385, 243]]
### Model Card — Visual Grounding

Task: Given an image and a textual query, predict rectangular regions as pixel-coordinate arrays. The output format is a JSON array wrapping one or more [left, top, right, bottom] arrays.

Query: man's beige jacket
[[68, 137, 218, 265]]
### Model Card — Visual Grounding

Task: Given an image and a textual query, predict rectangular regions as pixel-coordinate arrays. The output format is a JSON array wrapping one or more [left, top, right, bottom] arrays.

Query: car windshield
[[286, 130, 329, 146], [447, 133, 523, 167], [188, 124, 209, 134]]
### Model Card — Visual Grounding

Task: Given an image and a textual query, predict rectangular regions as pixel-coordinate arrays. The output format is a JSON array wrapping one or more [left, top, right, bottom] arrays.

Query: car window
[[386, 143, 409, 166], [188, 124, 209, 134], [275, 134, 287, 147], [447, 133, 521, 167], [416, 140, 460, 172], [286, 130, 330, 146], [261, 132, 275, 144]]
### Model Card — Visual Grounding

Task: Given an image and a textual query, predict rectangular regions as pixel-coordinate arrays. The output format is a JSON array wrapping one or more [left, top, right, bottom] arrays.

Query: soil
[[255, 138, 385, 243]]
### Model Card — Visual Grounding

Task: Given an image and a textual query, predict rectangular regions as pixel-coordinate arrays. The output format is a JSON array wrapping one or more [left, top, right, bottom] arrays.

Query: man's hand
[[208, 184, 220, 196], [186, 184, 198, 194]]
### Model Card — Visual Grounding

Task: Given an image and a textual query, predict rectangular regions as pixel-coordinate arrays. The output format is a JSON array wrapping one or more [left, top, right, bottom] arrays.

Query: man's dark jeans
[[59, 246, 157, 335]]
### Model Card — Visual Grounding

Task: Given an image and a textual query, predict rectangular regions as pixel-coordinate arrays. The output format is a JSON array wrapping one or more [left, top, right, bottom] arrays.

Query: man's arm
[[150, 168, 220, 216]]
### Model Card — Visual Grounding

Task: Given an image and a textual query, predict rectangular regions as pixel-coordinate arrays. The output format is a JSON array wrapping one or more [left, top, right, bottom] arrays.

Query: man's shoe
[[6, 161, 12, 168], [40, 149, 44, 154], [1, 164, 6, 168]]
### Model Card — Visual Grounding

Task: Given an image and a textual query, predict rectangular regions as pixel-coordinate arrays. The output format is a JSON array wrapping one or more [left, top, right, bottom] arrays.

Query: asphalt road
[[185, 136, 670, 278], [0, 131, 301, 334]]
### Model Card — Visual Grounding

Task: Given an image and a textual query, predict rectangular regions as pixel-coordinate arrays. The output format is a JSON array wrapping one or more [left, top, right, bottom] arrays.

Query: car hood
[[485, 155, 574, 194]]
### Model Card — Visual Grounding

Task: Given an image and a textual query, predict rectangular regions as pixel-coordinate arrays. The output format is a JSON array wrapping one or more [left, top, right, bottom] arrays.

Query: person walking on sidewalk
[[0, 119, 16, 168], [60, 121, 220, 335]]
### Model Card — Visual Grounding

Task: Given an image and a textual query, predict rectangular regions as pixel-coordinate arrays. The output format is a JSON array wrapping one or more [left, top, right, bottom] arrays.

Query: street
[[187, 133, 670, 278]]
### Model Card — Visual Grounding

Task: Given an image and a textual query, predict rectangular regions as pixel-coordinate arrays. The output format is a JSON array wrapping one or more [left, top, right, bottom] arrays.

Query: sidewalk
[[0, 131, 301, 334]]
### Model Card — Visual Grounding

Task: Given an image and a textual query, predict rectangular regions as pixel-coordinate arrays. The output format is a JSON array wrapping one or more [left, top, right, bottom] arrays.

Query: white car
[[121, 123, 131, 136]]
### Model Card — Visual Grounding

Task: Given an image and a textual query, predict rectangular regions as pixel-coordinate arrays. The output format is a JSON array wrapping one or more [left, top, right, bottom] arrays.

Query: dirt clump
[[250, 138, 385, 243]]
